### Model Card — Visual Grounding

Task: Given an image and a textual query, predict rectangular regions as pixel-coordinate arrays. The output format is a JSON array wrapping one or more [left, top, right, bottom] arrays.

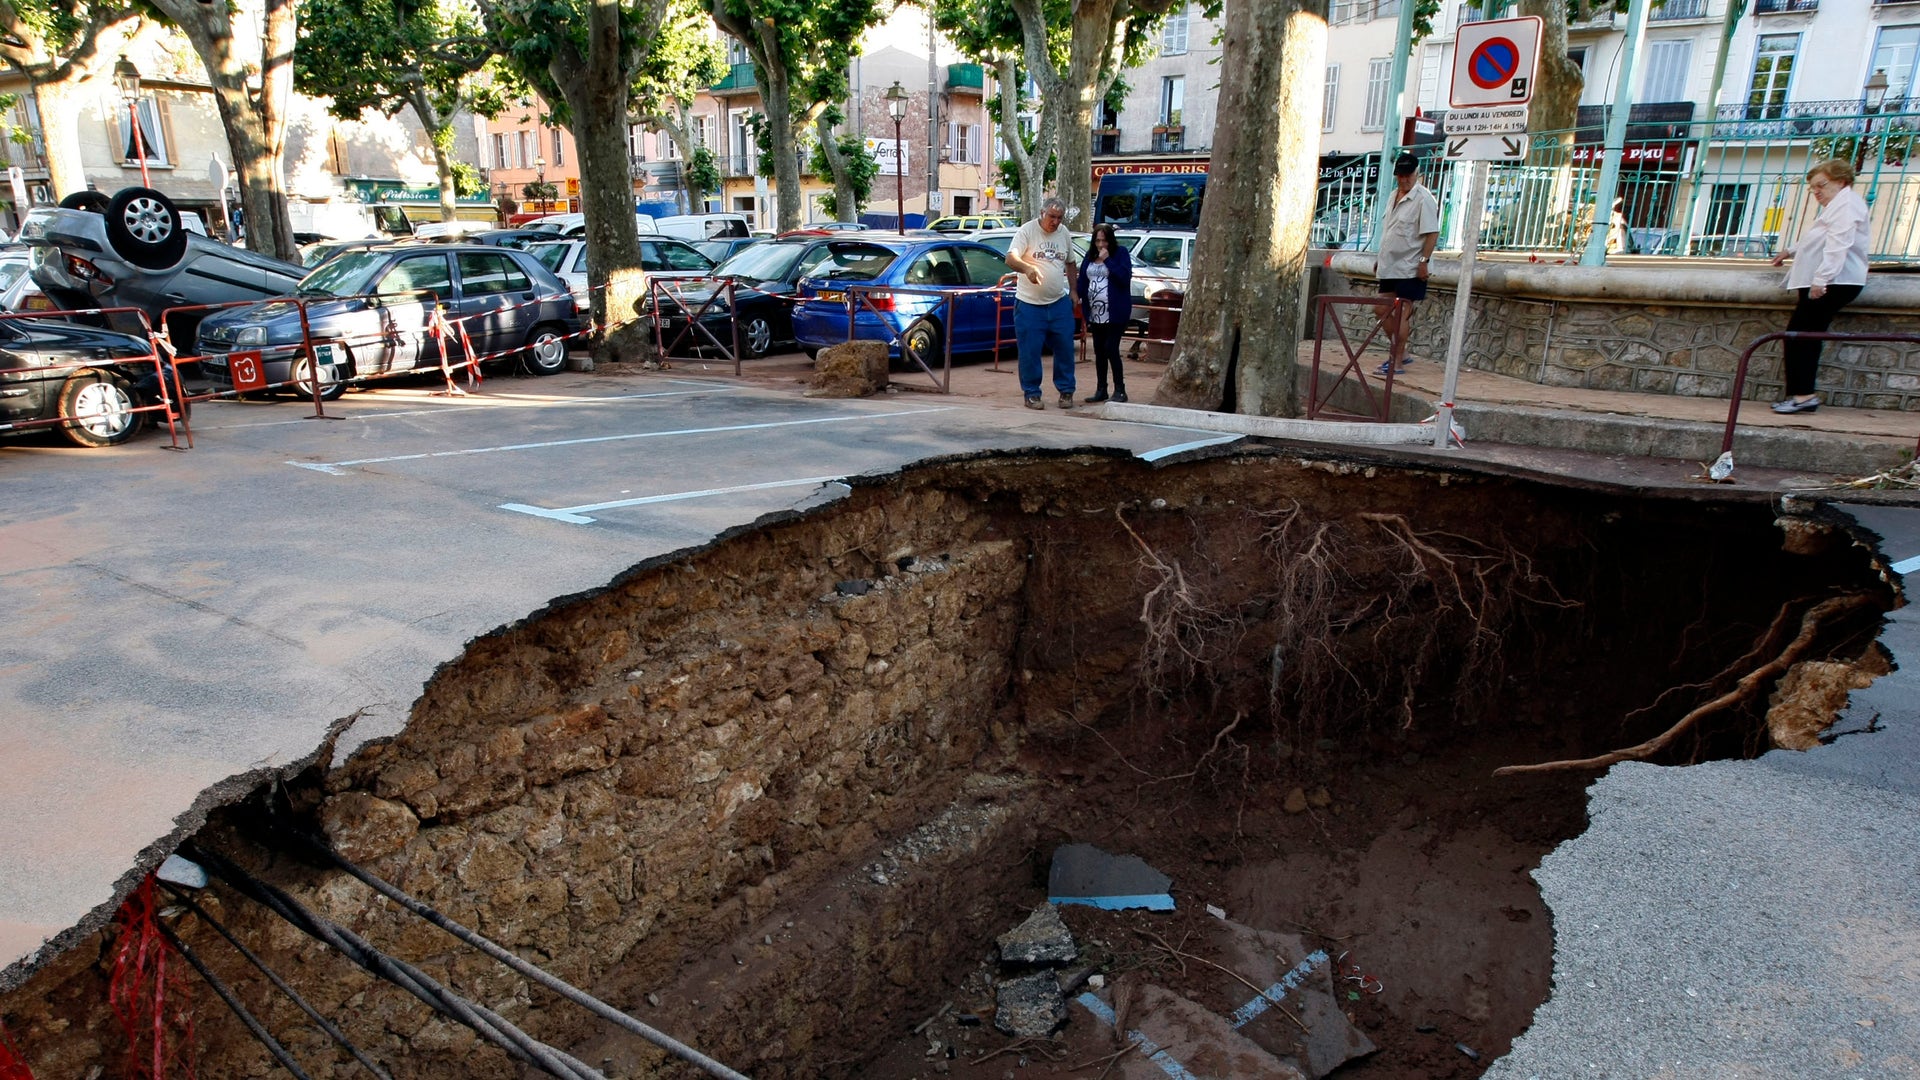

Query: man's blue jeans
[[1015, 295, 1077, 398]]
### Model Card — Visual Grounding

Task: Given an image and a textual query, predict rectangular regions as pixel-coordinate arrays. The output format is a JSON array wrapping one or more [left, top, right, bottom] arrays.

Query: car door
[[454, 251, 538, 358], [370, 252, 453, 372], [958, 244, 1018, 355]]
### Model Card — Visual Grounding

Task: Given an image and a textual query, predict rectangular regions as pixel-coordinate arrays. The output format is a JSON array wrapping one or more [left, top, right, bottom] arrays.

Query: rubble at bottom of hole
[[928, 846, 1378, 1079]]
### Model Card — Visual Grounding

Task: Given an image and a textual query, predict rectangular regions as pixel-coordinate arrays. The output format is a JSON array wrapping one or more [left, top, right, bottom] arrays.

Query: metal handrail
[[1723, 329, 1920, 457]]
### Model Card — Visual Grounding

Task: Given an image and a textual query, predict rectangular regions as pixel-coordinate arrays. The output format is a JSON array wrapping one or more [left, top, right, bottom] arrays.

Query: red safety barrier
[[1063, 289, 1187, 376], [0, 306, 192, 449], [1723, 328, 1920, 460], [1305, 294, 1407, 422], [833, 281, 1023, 393], [649, 277, 745, 373]]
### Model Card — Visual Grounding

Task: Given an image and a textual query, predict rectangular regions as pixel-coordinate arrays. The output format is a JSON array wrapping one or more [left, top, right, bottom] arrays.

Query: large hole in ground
[[1, 450, 1892, 1079]]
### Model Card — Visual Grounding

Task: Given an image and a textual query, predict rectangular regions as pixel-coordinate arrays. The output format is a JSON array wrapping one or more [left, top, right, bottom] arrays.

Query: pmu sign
[[1451, 16, 1542, 108]]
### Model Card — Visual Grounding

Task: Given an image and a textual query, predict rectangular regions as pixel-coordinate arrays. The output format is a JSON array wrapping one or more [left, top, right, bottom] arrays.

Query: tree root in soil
[[1116, 502, 1576, 747], [1494, 593, 1878, 775]]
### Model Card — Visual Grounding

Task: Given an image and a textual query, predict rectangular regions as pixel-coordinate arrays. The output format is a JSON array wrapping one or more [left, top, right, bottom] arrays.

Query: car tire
[[287, 349, 349, 401], [522, 322, 569, 376], [901, 318, 943, 369], [56, 370, 140, 448], [801, 346, 819, 361], [60, 191, 113, 214], [740, 314, 774, 358], [104, 187, 189, 271]]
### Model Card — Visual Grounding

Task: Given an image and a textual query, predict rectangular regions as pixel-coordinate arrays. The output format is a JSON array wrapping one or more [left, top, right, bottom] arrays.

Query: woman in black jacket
[[1075, 223, 1133, 403]]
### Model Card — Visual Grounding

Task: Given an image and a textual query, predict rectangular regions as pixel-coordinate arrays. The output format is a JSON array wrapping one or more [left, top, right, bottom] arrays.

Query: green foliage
[[483, 0, 660, 127], [715, 0, 884, 109], [630, 0, 726, 122], [522, 179, 558, 200], [295, 0, 506, 131], [451, 160, 486, 196], [810, 134, 877, 218], [686, 145, 721, 193]]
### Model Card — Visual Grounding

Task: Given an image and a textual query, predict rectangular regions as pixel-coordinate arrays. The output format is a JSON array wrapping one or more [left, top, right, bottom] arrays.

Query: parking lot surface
[[0, 369, 1231, 981]]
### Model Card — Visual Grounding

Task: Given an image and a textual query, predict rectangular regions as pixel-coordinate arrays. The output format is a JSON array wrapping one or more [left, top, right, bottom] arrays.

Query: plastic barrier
[[1305, 294, 1408, 422], [0, 306, 192, 449]]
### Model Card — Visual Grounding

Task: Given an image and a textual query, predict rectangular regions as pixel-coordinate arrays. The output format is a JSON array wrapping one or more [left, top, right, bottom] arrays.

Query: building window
[[1324, 65, 1340, 132], [727, 39, 751, 66], [1363, 56, 1392, 131], [659, 131, 675, 159], [1871, 26, 1920, 104], [1567, 46, 1589, 79], [491, 133, 508, 169], [1746, 33, 1798, 120], [691, 114, 711, 150], [1161, 6, 1189, 55], [119, 97, 168, 165], [552, 129, 564, 167], [1331, 0, 1366, 24], [1160, 75, 1184, 127], [1641, 40, 1692, 102], [519, 130, 534, 167]]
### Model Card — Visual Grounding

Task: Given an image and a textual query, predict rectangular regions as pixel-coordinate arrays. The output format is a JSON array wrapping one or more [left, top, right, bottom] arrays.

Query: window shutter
[[969, 125, 982, 165]]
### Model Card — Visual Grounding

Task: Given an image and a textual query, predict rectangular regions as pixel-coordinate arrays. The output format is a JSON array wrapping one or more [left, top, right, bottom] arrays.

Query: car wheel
[[801, 346, 819, 361], [740, 314, 774, 358], [287, 350, 348, 401], [902, 318, 943, 368], [60, 191, 112, 214], [104, 187, 189, 271], [522, 322, 569, 376], [56, 370, 139, 448]]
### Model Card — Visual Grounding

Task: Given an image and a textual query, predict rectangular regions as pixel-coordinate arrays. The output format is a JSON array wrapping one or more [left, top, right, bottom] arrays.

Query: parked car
[[799, 221, 870, 232], [651, 213, 753, 242], [657, 235, 874, 358], [440, 228, 553, 249], [0, 318, 177, 448], [302, 238, 393, 268], [530, 237, 716, 312], [928, 214, 1017, 233], [790, 237, 1018, 362], [20, 185, 307, 343], [695, 237, 761, 264], [963, 226, 1091, 261], [1115, 229, 1195, 307], [194, 244, 581, 399]]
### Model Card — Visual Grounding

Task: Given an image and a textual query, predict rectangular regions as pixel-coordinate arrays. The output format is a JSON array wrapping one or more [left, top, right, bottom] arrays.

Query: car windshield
[[807, 243, 897, 282], [296, 250, 386, 297], [531, 243, 571, 272], [714, 242, 807, 285]]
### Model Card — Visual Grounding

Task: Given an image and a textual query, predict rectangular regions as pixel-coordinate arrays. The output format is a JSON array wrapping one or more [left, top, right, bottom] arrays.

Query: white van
[[649, 214, 751, 242], [526, 212, 664, 239]]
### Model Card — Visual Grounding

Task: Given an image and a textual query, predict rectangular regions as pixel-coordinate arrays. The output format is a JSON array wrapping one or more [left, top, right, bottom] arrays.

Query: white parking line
[[501, 476, 850, 524], [227, 386, 739, 429], [286, 405, 956, 475]]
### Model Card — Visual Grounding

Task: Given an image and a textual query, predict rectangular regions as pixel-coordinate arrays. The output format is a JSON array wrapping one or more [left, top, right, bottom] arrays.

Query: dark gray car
[[18, 186, 306, 344]]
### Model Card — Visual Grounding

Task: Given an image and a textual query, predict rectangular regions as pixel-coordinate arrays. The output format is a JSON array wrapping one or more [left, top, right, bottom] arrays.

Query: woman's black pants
[[1784, 283, 1863, 397], [1090, 322, 1126, 394]]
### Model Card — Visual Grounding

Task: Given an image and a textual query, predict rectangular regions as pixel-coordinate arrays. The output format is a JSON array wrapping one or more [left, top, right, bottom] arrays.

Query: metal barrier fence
[[1306, 295, 1406, 422], [1723, 329, 1920, 459], [0, 306, 191, 448], [1320, 104, 1920, 262]]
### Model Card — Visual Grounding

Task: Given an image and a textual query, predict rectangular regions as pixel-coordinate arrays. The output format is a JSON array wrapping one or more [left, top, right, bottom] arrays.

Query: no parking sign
[[229, 350, 266, 393], [1451, 17, 1542, 107]]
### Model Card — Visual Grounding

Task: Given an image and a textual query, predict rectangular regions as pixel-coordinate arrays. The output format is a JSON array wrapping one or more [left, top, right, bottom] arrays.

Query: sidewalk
[[703, 336, 1913, 484]]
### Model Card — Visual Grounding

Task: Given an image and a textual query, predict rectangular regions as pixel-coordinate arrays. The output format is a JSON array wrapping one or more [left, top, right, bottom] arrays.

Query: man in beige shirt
[[1005, 196, 1080, 409], [1373, 153, 1439, 376]]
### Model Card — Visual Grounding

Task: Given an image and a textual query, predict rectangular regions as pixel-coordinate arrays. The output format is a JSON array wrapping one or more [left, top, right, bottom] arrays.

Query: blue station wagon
[[195, 244, 581, 399], [789, 236, 1017, 363]]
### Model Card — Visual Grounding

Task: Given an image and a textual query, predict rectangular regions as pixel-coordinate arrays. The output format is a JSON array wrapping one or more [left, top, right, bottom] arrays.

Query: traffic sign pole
[[1436, 160, 1488, 451]]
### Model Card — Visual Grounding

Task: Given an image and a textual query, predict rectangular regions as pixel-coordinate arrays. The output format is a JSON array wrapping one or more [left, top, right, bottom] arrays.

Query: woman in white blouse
[[1770, 159, 1871, 414]]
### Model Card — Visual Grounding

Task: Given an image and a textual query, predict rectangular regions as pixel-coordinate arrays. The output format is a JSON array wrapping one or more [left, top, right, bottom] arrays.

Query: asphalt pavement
[[0, 368, 1232, 988]]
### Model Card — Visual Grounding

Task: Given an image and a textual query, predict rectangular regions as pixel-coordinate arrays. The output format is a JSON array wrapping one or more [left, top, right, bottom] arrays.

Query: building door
[[1707, 183, 1750, 238]]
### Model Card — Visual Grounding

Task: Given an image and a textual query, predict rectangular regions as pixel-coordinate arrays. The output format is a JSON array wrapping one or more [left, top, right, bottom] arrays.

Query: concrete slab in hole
[[1048, 843, 1174, 911]]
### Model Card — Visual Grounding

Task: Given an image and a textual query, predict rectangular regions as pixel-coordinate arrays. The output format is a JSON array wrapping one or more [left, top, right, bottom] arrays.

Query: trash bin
[[1145, 288, 1183, 362]]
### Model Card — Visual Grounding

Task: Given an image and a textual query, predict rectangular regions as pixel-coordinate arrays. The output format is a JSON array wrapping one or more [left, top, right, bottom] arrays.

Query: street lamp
[[534, 154, 547, 210], [886, 81, 907, 229], [113, 57, 151, 188], [1857, 69, 1890, 174]]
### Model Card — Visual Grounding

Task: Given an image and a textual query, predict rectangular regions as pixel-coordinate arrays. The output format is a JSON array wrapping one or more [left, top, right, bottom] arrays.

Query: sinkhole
[[0, 448, 1894, 1079]]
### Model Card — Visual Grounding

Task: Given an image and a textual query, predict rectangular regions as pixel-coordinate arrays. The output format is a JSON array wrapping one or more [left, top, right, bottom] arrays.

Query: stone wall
[[1325, 255, 1920, 410]]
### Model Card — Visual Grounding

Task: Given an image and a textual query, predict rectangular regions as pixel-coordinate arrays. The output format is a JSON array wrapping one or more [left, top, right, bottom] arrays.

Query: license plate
[[202, 354, 228, 368], [817, 290, 843, 303]]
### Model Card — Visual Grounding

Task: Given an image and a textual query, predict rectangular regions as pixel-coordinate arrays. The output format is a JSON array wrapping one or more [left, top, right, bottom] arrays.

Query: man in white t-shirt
[[1005, 196, 1079, 409]]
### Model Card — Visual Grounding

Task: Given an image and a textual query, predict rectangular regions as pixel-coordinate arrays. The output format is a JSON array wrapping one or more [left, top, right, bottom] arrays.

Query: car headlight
[[234, 326, 267, 346]]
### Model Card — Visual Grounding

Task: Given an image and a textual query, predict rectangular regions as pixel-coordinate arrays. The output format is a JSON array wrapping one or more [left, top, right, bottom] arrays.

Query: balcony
[[721, 154, 756, 178], [1755, 0, 1816, 11], [1152, 126, 1184, 153], [1457, 2, 1515, 25], [946, 63, 984, 94], [1094, 130, 1121, 156], [711, 62, 757, 95], [1651, 0, 1708, 19]]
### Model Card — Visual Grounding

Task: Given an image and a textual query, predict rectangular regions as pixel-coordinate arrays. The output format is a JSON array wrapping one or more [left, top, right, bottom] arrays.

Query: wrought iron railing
[[1651, 0, 1708, 19], [1319, 105, 1920, 264], [1756, 0, 1817, 12]]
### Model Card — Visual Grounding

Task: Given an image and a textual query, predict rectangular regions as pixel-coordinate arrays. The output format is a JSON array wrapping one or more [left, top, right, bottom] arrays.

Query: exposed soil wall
[[0, 449, 1891, 1079]]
